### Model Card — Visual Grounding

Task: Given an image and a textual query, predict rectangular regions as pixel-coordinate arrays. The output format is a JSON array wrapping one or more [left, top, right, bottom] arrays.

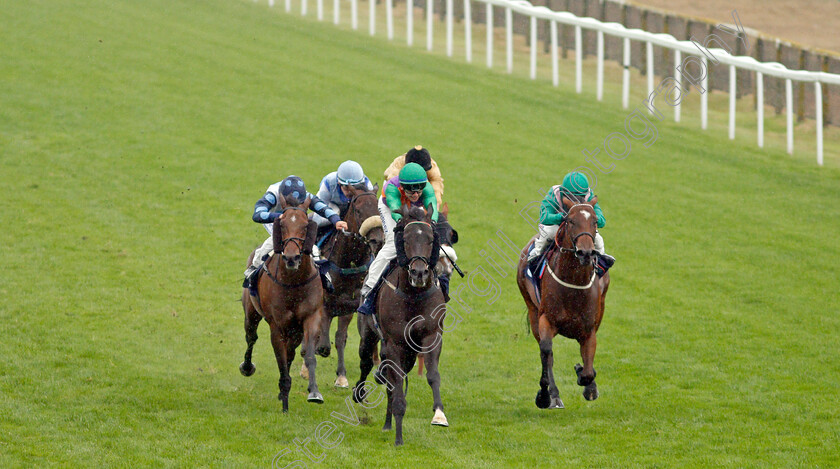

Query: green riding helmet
[[399, 162, 428, 192], [561, 171, 590, 196]]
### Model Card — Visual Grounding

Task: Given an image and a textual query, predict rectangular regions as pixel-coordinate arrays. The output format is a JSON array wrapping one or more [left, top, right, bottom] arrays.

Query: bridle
[[546, 204, 598, 290], [344, 191, 380, 244], [276, 206, 308, 253], [266, 205, 319, 287], [403, 220, 434, 272], [555, 205, 597, 256]]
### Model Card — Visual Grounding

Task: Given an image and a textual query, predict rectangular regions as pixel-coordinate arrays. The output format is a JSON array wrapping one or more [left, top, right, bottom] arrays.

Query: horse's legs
[[390, 351, 409, 446], [423, 336, 448, 427], [576, 333, 599, 401], [417, 354, 425, 375], [536, 315, 564, 409], [334, 314, 352, 388], [352, 315, 378, 402], [270, 327, 292, 412], [303, 311, 324, 403], [316, 311, 332, 358], [383, 387, 393, 431], [239, 293, 261, 377]]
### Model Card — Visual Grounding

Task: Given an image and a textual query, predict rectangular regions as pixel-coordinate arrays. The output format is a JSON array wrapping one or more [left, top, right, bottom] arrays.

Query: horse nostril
[[293, 255, 301, 262]]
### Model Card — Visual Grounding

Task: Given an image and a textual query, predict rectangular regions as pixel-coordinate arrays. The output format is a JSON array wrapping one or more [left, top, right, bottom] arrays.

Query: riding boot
[[316, 261, 334, 293], [321, 271, 335, 293], [438, 275, 451, 302], [595, 253, 615, 277], [527, 254, 542, 278], [357, 262, 394, 315], [243, 265, 261, 294]]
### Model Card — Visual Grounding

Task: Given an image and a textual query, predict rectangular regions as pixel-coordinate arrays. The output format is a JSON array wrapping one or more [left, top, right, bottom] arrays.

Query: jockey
[[383, 145, 444, 207], [243, 175, 348, 290], [527, 171, 615, 276], [312, 160, 375, 228], [357, 163, 439, 315]]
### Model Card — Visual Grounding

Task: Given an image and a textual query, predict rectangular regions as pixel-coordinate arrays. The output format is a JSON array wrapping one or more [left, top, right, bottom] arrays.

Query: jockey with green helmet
[[357, 162, 439, 315], [528, 171, 615, 275]]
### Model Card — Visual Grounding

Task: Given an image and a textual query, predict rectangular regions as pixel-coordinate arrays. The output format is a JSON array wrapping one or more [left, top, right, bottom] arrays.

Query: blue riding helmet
[[280, 175, 307, 204]]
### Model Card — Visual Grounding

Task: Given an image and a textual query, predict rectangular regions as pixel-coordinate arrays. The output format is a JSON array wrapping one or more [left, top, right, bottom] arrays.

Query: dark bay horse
[[353, 206, 448, 446], [516, 198, 610, 409], [239, 195, 326, 412], [311, 186, 385, 388]]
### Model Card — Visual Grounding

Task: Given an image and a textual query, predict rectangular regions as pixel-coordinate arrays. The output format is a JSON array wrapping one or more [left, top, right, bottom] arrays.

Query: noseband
[[556, 205, 597, 255], [277, 206, 308, 253], [403, 221, 434, 271]]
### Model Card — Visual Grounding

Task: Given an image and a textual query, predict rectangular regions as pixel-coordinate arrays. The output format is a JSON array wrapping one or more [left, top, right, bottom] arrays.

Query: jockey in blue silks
[[243, 175, 348, 290]]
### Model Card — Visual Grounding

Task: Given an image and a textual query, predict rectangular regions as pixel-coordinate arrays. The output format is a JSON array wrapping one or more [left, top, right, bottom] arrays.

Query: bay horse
[[516, 197, 610, 409], [238, 194, 326, 412], [416, 205, 457, 375], [353, 206, 448, 446], [311, 185, 385, 388]]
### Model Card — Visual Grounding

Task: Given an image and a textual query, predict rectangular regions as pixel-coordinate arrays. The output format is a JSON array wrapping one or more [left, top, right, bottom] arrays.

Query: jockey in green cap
[[357, 162, 439, 315], [528, 171, 615, 275]]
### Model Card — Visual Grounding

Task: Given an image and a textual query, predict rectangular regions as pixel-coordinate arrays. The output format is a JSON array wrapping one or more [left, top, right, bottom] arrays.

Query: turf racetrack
[[2, 0, 839, 467]]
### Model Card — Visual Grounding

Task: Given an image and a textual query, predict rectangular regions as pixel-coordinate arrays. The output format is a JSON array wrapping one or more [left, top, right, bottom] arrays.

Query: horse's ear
[[440, 202, 449, 217], [561, 196, 575, 211], [301, 195, 311, 211], [277, 193, 287, 210], [347, 185, 359, 197], [372, 183, 379, 194], [424, 203, 434, 223], [587, 195, 598, 206]]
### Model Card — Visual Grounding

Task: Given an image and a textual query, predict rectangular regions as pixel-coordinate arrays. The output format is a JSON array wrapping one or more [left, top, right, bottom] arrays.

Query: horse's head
[[272, 194, 315, 270], [559, 196, 598, 266], [344, 184, 385, 255], [399, 206, 436, 288], [434, 205, 459, 277]]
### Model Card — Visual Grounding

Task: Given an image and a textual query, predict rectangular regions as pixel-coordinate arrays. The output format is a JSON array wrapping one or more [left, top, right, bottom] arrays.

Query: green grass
[[1, 0, 839, 467]]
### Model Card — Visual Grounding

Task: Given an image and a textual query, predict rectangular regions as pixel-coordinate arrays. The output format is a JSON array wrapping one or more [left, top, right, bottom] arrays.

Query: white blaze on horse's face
[[290, 214, 297, 223], [581, 211, 590, 220]]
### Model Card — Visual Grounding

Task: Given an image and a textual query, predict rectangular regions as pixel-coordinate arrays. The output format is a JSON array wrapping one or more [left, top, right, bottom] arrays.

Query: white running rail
[[266, 0, 839, 165]]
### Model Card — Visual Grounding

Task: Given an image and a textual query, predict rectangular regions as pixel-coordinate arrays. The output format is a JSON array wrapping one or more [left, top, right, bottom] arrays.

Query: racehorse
[[516, 197, 610, 409], [238, 195, 326, 412], [312, 185, 385, 388], [353, 206, 448, 446], [415, 205, 457, 375]]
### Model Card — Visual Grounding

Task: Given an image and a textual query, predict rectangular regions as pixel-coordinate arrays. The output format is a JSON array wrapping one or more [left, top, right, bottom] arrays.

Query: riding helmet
[[405, 145, 432, 171], [337, 160, 365, 186], [561, 171, 590, 196], [399, 163, 428, 185], [280, 175, 307, 204]]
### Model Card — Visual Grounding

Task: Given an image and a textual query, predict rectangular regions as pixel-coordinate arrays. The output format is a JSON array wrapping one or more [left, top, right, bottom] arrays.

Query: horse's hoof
[[300, 363, 309, 379], [307, 392, 324, 404], [334, 376, 349, 388], [431, 408, 449, 427], [316, 346, 331, 358], [535, 389, 551, 409], [550, 397, 565, 409], [382, 423, 392, 431], [583, 383, 599, 401], [239, 362, 256, 377]]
